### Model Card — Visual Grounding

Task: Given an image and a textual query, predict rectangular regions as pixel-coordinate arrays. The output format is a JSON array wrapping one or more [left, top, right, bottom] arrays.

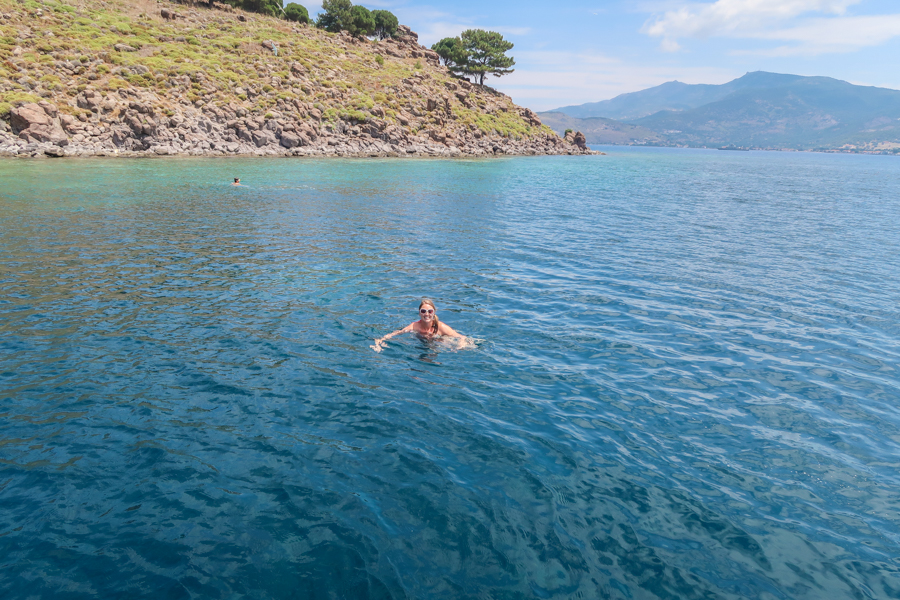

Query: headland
[[0, 0, 595, 158]]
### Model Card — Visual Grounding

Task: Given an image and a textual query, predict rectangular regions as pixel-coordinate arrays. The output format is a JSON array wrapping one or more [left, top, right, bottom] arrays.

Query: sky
[[300, 0, 900, 111]]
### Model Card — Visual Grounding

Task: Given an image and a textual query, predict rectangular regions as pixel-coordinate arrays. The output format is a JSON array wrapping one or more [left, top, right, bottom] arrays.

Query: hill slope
[[0, 0, 589, 158]]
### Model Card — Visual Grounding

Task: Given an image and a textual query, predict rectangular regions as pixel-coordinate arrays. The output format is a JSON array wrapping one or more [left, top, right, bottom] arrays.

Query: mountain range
[[539, 72, 900, 152]]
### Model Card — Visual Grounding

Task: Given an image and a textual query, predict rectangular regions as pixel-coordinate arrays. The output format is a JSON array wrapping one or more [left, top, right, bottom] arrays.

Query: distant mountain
[[633, 76, 900, 149], [543, 72, 900, 151], [536, 112, 662, 145], [552, 72, 805, 120]]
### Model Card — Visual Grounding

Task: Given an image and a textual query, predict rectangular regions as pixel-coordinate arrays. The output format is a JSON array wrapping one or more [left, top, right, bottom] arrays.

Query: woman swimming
[[372, 299, 461, 353]]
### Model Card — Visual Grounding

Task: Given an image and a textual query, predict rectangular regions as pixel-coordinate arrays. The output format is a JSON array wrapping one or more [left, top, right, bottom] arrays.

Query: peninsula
[[0, 0, 592, 158]]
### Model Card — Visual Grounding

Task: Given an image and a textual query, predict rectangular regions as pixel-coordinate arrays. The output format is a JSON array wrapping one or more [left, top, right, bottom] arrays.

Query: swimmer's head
[[419, 299, 439, 333], [234, 178, 240, 183]]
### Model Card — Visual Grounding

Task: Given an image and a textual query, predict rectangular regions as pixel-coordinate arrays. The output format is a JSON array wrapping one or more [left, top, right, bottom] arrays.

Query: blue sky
[[301, 1, 900, 111]]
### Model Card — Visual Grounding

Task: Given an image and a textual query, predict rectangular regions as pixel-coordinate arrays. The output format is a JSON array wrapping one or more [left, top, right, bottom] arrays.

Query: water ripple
[[2, 151, 899, 598]]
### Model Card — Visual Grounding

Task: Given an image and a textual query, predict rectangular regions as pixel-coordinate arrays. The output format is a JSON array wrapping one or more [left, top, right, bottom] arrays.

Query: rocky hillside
[[0, 0, 592, 158]]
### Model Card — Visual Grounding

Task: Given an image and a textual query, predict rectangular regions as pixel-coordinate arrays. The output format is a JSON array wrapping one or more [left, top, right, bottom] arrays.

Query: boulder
[[76, 90, 100, 111], [114, 43, 137, 52], [521, 108, 542, 127], [111, 128, 132, 146], [573, 131, 587, 149], [251, 129, 277, 147], [58, 113, 84, 133], [279, 132, 301, 149], [10, 103, 67, 145], [124, 113, 145, 135], [396, 25, 418, 42]]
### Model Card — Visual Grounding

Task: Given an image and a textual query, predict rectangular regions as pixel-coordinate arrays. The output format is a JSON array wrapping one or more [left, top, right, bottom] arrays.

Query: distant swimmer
[[232, 178, 241, 185], [372, 299, 462, 352]]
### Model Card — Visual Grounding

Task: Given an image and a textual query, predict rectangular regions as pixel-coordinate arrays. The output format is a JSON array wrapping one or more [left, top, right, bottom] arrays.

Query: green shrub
[[284, 3, 309, 24], [316, 0, 351, 33], [345, 5, 374, 37], [374, 54, 384, 66], [372, 10, 398, 40]]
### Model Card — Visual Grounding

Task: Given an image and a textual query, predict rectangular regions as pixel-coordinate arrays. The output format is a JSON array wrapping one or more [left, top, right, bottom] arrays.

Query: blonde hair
[[419, 299, 439, 335]]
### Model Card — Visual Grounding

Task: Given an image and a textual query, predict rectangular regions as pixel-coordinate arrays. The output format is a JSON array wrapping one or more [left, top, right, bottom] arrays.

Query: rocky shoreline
[[0, 96, 594, 159], [0, 2, 597, 159]]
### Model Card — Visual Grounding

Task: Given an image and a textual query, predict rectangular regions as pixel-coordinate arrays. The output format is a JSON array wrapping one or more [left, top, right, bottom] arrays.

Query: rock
[[10, 103, 68, 145], [114, 43, 137, 52], [279, 132, 302, 149], [124, 113, 144, 135], [251, 129, 276, 147], [521, 108, 542, 126], [58, 114, 84, 133], [38, 101, 58, 118], [396, 25, 418, 42], [573, 131, 587, 149], [111, 129, 131, 146], [160, 8, 176, 20], [44, 146, 65, 157]]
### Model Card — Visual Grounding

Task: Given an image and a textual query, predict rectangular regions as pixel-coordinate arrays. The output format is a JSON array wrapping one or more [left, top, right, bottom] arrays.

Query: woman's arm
[[372, 322, 416, 352], [437, 321, 462, 337]]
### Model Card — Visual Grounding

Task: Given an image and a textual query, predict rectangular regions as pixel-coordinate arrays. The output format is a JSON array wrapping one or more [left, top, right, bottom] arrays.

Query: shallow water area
[[1, 149, 900, 599]]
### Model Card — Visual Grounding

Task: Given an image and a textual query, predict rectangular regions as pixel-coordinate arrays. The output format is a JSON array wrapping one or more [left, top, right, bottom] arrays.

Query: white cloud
[[644, 0, 859, 39], [758, 14, 900, 51], [638, 0, 900, 54], [489, 51, 737, 111]]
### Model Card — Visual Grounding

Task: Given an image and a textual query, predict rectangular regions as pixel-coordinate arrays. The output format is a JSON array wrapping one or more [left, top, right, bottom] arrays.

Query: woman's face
[[419, 304, 435, 323]]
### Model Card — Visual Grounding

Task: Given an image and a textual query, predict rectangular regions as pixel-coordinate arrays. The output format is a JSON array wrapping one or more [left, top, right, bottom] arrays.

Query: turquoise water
[[1, 148, 899, 599]]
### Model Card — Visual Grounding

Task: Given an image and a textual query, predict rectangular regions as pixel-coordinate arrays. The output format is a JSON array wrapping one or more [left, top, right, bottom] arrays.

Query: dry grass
[[0, 0, 552, 140]]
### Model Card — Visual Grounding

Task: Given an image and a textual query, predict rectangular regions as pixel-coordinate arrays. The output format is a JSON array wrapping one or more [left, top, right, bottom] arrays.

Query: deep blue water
[[1, 147, 899, 599]]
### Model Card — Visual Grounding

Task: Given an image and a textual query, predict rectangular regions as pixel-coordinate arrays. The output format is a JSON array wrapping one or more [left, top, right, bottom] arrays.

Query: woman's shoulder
[[437, 321, 459, 336]]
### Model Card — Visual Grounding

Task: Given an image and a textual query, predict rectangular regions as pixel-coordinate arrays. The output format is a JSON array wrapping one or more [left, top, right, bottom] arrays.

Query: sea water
[[1, 148, 899, 599]]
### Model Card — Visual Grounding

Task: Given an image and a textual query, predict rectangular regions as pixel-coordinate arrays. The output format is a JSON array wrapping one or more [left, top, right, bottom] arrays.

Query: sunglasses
[[420, 309, 434, 314]]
